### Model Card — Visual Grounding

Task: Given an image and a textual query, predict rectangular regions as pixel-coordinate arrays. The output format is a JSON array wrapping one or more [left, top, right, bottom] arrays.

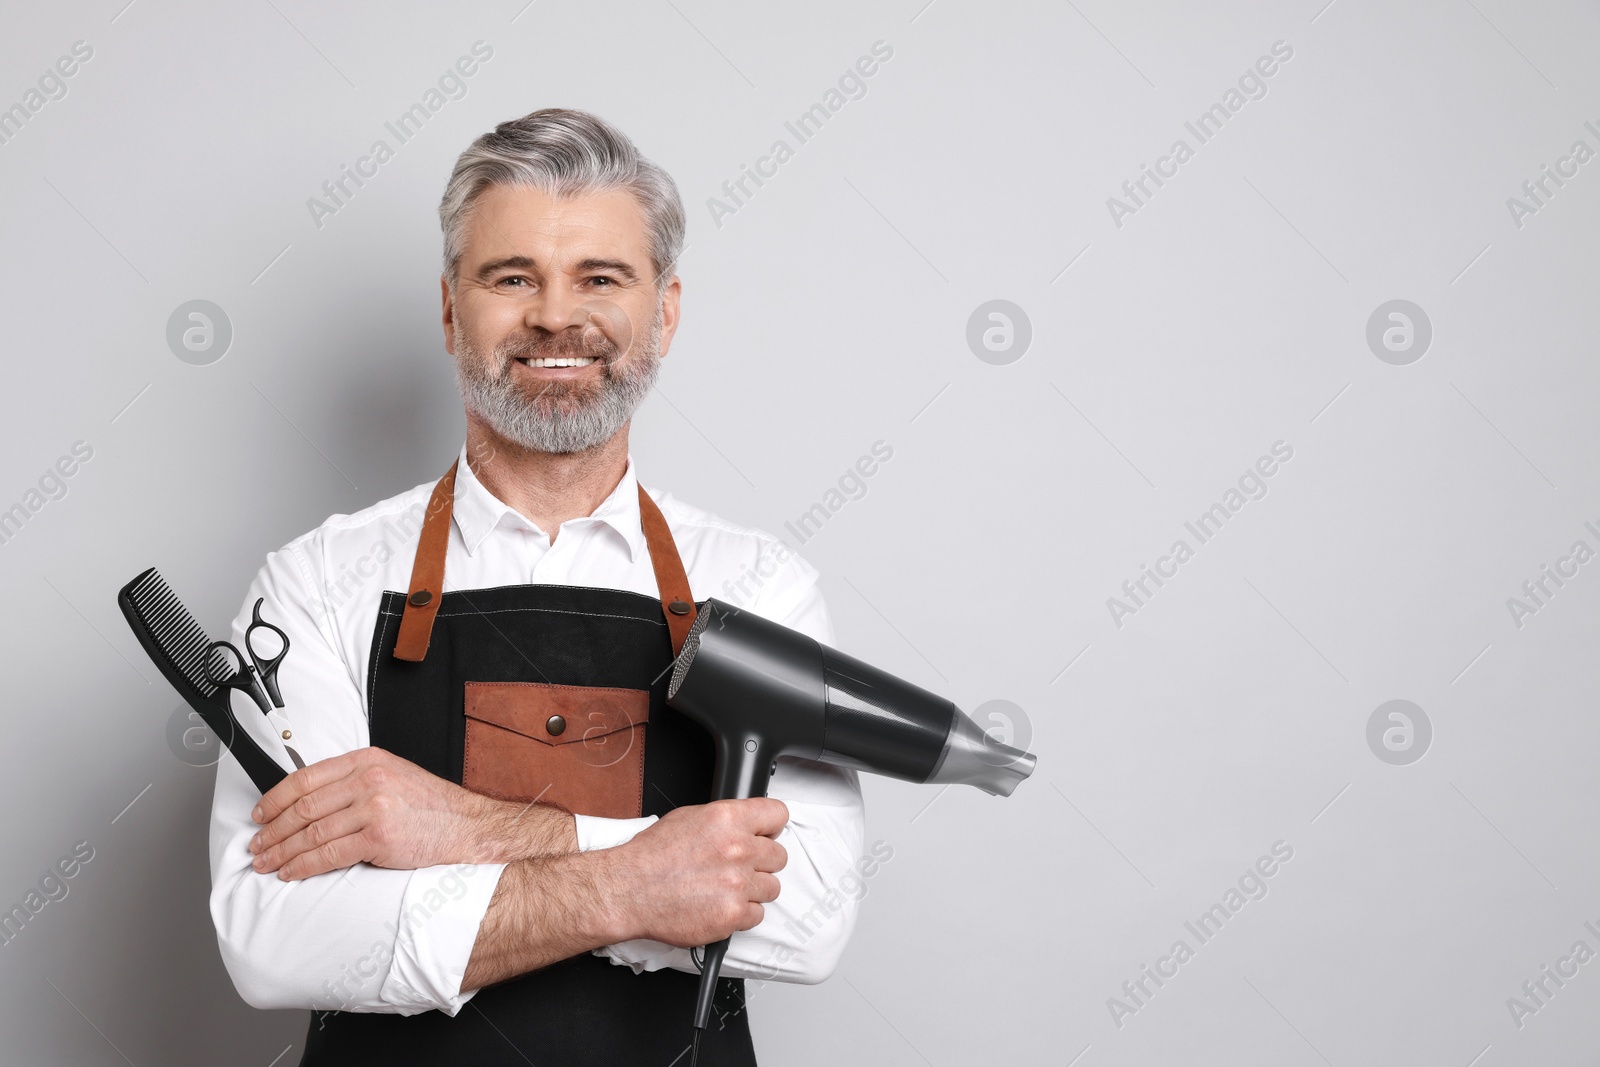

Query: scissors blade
[[264, 709, 306, 771]]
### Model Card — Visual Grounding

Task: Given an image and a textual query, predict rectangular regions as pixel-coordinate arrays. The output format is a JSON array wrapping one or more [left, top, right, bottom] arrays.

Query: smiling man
[[208, 108, 865, 1067]]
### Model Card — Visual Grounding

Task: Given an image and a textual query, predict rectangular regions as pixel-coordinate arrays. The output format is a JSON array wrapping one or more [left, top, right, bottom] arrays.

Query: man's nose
[[522, 279, 581, 334]]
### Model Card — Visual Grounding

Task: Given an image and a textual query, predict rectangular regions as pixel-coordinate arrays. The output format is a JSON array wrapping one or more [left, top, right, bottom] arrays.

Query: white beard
[[454, 307, 662, 454]]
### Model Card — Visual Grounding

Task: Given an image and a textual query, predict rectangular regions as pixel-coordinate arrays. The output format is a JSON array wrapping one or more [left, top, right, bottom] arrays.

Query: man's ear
[[441, 275, 456, 355], [657, 274, 682, 361]]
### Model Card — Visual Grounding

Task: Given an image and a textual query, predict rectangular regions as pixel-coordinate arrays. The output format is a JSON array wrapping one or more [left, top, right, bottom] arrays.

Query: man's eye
[[497, 277, 530, 288], [588, 277, 614, 288]]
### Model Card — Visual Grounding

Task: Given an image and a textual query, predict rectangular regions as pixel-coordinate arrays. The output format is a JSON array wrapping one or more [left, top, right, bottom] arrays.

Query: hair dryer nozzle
[[925, 710, 1037, 796]]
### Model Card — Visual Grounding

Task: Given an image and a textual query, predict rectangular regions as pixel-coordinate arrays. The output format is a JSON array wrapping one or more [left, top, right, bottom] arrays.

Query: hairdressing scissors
[[203, 599, 304, 768]]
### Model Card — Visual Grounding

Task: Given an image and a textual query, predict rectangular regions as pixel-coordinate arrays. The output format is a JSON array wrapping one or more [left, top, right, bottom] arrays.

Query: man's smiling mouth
[[514, 355, 600, 368]]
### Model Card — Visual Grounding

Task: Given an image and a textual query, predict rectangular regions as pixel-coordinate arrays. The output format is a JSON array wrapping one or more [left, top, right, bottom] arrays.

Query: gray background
[[1, 0, 1596, 1063]]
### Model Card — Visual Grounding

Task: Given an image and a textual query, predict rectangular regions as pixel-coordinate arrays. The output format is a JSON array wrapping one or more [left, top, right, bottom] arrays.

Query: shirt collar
[[449, 443, 647, 561]]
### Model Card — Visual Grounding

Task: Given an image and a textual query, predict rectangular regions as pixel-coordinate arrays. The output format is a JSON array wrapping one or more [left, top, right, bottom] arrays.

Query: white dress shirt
[[208, 445, 866, 1016]]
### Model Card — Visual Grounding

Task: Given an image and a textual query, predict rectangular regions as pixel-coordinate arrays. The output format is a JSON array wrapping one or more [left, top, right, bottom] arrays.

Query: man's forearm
[[246, 749, 583, 879], [458, 800, 598, 991], [466, 799, 580, 864], [460, 798, 791, 994], [460, 850, 624, 991]]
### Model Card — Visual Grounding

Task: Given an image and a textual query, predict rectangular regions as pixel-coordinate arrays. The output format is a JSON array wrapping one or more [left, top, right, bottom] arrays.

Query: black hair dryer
[[666, 598, 1036, 1045]]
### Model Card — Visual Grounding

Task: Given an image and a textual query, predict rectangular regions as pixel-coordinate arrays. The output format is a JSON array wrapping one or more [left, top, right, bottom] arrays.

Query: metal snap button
[[668, 599, 691, 615], [408, 590, 433, 607], [546, 715, 567, 737]]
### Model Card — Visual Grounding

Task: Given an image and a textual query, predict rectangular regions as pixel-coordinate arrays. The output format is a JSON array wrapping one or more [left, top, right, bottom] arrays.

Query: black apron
[[300, 461, 758, 1066]]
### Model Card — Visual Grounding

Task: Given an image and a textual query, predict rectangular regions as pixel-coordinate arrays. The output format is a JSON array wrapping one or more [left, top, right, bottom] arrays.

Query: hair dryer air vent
[[667, 606, 714, 704]]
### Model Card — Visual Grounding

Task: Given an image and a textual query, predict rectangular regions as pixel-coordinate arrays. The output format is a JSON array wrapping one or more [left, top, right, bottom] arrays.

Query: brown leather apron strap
[[391, 459, 698, 662], [392, 460, 459, 662], [636, 485, 698, 657]]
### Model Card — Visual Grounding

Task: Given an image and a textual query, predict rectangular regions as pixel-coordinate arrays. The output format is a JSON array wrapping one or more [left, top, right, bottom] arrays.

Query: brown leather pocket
[[463, 682, 647, 819]]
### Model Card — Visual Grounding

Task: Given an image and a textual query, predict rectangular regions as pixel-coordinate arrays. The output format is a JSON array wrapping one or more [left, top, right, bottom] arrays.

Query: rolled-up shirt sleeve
[[207, 541, 505, 1016], [592, 548, 868, 984]]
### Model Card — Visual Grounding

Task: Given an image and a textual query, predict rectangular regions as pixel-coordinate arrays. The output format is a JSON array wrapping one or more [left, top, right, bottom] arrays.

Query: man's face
[[443, 183, 680, 454]]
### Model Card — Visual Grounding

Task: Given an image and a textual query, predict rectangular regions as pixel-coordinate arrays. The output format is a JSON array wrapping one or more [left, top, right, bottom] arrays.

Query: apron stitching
[[377, 605, 669, 628], [466, 680, 652, 697], [369, 596, 396, 719]]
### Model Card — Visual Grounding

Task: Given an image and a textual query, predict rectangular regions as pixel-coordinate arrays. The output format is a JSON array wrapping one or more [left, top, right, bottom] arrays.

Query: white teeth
[[522, 356, 597, 368]]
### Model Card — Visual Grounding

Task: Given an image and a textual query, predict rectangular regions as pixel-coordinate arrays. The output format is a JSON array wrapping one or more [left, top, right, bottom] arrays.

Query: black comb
[[118, 567, 288, 793]]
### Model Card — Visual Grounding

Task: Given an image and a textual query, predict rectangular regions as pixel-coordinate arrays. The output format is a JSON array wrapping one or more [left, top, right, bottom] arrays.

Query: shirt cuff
[[573, 814, 658, 852], [380, 861, 505, 1015], [597, 938, 695, 974]]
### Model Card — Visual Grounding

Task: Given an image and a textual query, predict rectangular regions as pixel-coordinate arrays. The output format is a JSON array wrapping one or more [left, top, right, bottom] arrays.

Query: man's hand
[[602, 798, 790, 947], [248, 747, 576, 880], [459, 797, 789, 991]]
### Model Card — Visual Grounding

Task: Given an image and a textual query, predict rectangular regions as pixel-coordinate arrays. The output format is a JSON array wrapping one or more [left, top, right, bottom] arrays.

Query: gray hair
[[438, 108, 685, 294]]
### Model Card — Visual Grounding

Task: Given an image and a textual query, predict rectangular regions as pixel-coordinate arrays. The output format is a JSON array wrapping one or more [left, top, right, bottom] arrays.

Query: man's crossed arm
[[245, 747, 789, 993]]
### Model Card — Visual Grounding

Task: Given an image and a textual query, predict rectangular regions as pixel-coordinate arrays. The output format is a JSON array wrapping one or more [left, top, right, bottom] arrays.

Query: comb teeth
[[124, 570, 218, 696]]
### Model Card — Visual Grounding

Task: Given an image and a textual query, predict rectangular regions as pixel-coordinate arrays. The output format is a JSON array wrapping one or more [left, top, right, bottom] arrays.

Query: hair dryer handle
[[711, 732, 776, 803], [691, 736, 776, 1037], [692, 938, 731, 1035]]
